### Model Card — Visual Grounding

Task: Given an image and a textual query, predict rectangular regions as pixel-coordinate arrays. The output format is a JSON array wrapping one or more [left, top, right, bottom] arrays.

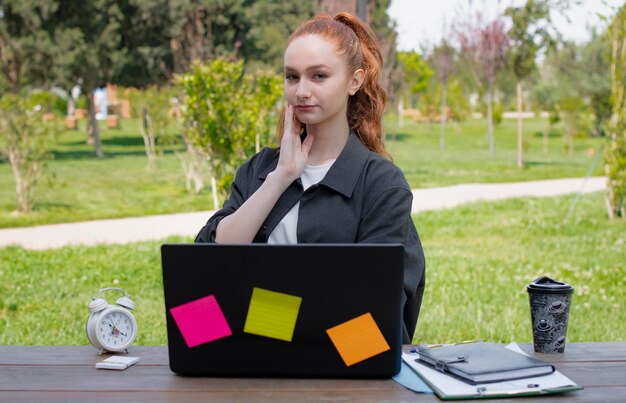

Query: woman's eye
[[285, 74, 298, 82], [313, 73, 327, 80]]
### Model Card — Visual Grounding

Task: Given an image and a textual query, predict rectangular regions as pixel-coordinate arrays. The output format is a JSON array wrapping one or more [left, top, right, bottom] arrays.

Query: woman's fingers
[[301, 132, 314, 156], [284, 104, 294, 142], [275, 105, 312, 182]]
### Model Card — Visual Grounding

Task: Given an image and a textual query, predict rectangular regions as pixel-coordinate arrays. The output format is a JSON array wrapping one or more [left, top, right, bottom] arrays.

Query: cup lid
[[527, 276, 574, 294]]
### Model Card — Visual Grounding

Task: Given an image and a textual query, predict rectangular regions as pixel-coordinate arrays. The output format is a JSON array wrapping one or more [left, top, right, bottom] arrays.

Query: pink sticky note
[[169, 295, 232, 348]]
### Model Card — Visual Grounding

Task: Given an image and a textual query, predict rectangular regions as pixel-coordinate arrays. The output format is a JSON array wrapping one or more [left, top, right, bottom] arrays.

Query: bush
[[177, 59, 282, 208], [0, 93, 58, 212]]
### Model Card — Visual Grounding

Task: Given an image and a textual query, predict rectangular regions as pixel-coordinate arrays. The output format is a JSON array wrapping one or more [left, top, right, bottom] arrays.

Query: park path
[[0, 177, 606, 250]]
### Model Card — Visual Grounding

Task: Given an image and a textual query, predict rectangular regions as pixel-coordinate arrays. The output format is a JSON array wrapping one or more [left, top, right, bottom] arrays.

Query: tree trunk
[[543, 117, 552, 154], [486, 83, 494, 155], [86, 89, 104, 158], [8, 149, 36, 213], [140, 108, 157, 167], [211, 176, 219, 211], [440, 82, 448, 150], [397, 97, 404, 129], [67, 95, 76, 117], [516, 81, 523, 168]]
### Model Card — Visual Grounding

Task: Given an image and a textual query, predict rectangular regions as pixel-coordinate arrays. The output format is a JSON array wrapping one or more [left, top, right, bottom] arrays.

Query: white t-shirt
[[268, 160, 335, 244]]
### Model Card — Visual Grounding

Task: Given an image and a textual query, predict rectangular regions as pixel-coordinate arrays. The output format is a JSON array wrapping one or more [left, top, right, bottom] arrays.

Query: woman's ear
[[348, 68, 365, 96]]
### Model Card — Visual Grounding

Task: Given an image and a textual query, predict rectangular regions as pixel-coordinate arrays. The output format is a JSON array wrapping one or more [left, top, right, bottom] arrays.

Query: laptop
[[161, 243, 404, 377]]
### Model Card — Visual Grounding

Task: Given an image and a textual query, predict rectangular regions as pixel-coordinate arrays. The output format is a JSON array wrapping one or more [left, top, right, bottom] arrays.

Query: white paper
[[96, 355, 140, 370]]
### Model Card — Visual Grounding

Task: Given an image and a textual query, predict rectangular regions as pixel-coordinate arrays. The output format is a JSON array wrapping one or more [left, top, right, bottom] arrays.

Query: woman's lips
[[296, 105, 316, 110]]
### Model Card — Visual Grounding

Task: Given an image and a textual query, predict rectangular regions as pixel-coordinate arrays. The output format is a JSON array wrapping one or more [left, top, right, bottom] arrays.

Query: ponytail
[[277, 12, 389, 159]]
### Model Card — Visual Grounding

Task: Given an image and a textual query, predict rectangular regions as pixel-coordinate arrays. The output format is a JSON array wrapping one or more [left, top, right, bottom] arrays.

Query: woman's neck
[[305, 119, 350, 166]]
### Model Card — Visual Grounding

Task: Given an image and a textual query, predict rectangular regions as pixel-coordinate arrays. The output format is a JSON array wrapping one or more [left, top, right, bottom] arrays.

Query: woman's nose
[[295, 80, 311, 99]]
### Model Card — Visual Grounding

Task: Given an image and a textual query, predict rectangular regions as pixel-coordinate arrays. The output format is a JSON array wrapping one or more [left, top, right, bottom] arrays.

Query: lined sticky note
[[243, 287, 302, 342], [169, 295, 232, 348], [326, 312, 390, 366]]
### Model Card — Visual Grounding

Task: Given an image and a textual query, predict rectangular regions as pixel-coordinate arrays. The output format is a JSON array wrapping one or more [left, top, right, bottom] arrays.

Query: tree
[[429, 39, 456, 150], [0, 1, 59, 94], [529, 70, 560, 153], [605, 4, 626, 219], [369, 0, 402, 110], [124, 86, 177, 167], [396, 51, 433, 128], [505, 0, 566, 167], [178, 59, 282, 210], [536, 40, 595, 154], [0, 93, 57, 213], [242, 0, 314, 72], [578, 32, 612, 137], [52, 1, 127, 158], [2, 1, 129, 157], [167, 0, 249, 74], [458, 13, 508, 154]]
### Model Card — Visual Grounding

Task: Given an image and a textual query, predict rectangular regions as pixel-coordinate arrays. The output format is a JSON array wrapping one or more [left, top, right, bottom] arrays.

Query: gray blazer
[[196, 132, 426, 343]]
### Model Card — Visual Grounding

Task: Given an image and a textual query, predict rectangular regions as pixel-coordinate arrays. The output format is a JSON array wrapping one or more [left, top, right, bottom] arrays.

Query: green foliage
[[398, 51, 433, 96], [124, 86, 178, 163], [1, 193, 624, 345], [419, 80, 471, 122], [578, 33, 612, 136], [0, 93, 58, 212], [605, 4, 626, 219], [504, 0, 554, 81], [177, 59, 282, 198], [559, 97, 592, 155], [29, 91, 67, 116], [241, 0, 314, 72], [481, 101, 503, 125]]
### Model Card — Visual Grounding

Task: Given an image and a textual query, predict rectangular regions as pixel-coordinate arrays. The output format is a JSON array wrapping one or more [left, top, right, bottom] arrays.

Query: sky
[[388, 0, 625, 52]]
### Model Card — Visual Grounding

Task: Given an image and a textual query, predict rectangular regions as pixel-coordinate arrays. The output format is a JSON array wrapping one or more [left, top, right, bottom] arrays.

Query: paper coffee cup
[[527, 276, 574, 353]]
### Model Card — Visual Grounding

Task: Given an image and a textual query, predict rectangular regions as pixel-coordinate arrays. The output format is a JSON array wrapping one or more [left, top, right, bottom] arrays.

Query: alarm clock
[[86, 287, 137, 353]]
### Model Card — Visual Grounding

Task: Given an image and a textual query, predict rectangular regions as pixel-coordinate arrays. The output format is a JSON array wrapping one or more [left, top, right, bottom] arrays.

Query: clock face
[[96, 309, 136, 350]]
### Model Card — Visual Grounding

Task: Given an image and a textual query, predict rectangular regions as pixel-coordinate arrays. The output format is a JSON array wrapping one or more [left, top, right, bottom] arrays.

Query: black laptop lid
[[161, 243, 404, 377]]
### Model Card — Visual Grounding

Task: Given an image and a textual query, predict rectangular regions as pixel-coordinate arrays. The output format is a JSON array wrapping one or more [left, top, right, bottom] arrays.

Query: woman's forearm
[[215, 171, 293, 243]]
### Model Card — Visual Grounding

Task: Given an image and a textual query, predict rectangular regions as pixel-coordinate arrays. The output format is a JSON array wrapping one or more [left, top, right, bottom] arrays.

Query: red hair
[[277, 12, 389, 159]]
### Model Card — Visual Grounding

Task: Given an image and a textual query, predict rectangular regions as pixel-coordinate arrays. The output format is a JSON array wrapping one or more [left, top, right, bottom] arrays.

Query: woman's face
[[283, 34, 363, 128]]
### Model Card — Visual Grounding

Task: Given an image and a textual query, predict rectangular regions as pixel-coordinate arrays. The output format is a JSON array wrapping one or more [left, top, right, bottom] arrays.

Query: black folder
[[416, 342, 555, 384]]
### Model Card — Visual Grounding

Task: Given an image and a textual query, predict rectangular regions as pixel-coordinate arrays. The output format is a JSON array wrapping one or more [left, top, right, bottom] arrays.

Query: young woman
[[195, 12, 425, 343]]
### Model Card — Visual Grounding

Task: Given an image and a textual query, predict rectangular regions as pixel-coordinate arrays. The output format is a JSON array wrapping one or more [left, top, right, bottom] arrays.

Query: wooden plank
[[0, 346, 167, 365], [1, 344, 625, 402], [2, 342, 624, 366], [522, 342, 626, 362], [0, 390, 433, 403], [0, 365, 409, 391], [1, 362, 624, 391], [2, 387, 625, 402]]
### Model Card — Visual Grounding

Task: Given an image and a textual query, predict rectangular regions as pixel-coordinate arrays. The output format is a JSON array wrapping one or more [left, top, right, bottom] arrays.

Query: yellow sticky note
[[244, 287, 302, 342], [326, 312, 390, 366]]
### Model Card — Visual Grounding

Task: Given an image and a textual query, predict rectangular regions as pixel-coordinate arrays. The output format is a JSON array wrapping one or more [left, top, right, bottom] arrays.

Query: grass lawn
[[0, 115, 607, 228], [385, 117, 605, 188], [1, 191, 623, 345]]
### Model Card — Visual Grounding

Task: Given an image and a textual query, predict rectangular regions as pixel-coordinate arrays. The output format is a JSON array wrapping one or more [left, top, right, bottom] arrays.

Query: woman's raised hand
[[274, 104, 314, 184]]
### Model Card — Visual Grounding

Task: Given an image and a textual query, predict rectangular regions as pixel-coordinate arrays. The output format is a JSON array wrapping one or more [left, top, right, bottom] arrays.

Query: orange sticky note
[[326, 312, 390, 366]]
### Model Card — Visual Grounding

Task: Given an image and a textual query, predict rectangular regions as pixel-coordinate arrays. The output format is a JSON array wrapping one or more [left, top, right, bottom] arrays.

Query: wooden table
[[1, 343, 624, 402]]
